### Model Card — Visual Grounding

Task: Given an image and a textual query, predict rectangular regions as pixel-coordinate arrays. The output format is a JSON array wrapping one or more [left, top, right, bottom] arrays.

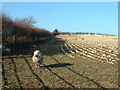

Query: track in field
[[2, 35, 118, 89]]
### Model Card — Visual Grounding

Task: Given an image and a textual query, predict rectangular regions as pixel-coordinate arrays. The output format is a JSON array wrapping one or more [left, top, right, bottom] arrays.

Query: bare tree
[[14, 16, 36, 26]]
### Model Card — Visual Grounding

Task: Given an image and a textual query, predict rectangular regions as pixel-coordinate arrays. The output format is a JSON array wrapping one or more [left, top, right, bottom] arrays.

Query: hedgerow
[[2, 14, 52, 49]]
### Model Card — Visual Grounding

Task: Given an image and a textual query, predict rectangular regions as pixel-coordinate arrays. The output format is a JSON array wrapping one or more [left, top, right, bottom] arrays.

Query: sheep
[[32, 50, 43, 68]]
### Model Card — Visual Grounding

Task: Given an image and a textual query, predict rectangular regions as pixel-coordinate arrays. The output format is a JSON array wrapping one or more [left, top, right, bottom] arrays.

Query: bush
[[2, 14, 52, 49]]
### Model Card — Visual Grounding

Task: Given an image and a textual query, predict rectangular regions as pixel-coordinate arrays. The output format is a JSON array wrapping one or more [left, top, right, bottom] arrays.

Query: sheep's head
[[33, 50, 41, 57]]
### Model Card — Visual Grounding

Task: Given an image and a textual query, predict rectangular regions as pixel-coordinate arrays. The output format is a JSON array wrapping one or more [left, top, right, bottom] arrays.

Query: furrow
[[65, 40, 117, 64]]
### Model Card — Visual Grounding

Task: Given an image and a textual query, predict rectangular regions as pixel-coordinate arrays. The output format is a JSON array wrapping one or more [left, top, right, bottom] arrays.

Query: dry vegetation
[[2, 15, 52, 49], [1, 34, 119, 89]]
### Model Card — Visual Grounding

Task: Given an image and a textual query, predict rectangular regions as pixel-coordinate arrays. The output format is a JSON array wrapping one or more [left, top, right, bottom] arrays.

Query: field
[[1, 34, 119, 89]]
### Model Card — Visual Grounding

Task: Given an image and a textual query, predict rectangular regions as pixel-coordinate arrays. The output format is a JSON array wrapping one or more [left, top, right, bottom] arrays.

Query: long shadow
[[54, 39, 107, 89], [2, 36, 109, 89], [42, 63, 78, 89], [50, 56, 108, 90], [47, 39, 108, 89], [3, 38, 51, 55], [41, 63, 73, 69], [2, 36, 69, 57]]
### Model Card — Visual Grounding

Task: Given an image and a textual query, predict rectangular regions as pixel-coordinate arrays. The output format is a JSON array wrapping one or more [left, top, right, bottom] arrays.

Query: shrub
[[2, 14, 52, 48]]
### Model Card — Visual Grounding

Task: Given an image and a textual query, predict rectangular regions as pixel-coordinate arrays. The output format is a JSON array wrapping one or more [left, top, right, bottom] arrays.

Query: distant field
[[1, 34, 118, 89]]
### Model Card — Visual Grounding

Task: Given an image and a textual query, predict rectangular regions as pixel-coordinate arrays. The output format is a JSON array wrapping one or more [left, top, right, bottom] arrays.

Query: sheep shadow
[[40, 63, 73, 69]]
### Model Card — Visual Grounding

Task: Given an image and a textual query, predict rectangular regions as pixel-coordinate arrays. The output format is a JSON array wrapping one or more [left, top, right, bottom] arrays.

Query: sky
[[2, 2, 118, 35]]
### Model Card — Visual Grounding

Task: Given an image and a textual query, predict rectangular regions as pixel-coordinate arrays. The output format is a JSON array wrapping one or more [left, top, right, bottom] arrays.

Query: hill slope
[[1, 34, 118, 89]]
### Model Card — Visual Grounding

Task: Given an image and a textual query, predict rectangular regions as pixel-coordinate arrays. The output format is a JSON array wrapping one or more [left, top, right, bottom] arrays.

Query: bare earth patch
[[2, 34, 118, 89]]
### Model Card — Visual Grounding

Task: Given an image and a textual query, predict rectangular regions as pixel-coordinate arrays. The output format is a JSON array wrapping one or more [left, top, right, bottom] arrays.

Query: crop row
[[2, 37, 118, 88]]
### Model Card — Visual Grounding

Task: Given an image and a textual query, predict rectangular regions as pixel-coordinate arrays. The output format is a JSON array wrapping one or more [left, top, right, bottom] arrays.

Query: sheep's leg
[[37, 63, 40, 68], [34, 62, 39, 68], [38, 58, 43, 67]]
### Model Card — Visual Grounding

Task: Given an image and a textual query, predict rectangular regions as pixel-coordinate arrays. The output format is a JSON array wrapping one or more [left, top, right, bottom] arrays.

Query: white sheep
[[32, 50, 43, 68]]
